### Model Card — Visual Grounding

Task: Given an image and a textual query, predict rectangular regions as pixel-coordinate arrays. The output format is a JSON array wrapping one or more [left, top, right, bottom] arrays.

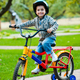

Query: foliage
[[65, 1, 80, 18], [11, 0, 36, 19], [0, 0, 8, 11], [0, 0, 12, 17], [0, 31, 10, 37], [0, 0, 80, 21]]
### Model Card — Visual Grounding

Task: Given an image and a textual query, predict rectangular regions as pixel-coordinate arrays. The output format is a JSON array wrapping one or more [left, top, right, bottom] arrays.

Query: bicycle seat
[[51, 42, 56, 47]]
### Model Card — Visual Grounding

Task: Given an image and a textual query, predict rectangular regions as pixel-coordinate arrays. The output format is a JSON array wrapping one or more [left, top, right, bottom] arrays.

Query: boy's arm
[[48, 17, 58, 32], [16, 19, 35, 27]]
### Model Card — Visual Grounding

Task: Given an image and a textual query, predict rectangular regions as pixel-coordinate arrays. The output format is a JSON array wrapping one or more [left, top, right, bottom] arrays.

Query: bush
[[64, 29, 70, 33], [0, 32, 10, 37]]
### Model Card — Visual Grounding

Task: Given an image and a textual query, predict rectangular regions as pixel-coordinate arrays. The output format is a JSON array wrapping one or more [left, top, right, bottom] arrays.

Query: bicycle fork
[[18, 47, 28, 77], [19, 46, 48, 76]]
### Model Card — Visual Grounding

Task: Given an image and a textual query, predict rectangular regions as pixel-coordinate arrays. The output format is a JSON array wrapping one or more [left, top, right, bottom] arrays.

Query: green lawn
[[0, 24, 80, 80], [57, 25, 80, 31], [56, 34, 80, 46], [0, 25, 80, 35], [0, 34, 80, 46], [0, 27, 35, 34], [0, 49, 80, 80]]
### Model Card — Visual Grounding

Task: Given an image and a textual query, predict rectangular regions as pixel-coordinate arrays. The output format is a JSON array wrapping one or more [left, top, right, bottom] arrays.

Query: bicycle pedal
[[31, 72, 39, 74]]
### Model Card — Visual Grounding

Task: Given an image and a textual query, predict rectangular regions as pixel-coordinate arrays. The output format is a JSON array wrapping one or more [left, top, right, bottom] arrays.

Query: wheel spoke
[[13, 60, 26, 80], [54, 53, 74, 80]]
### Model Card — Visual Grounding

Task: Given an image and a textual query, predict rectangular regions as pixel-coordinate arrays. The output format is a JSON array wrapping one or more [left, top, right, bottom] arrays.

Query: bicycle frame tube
[[54, 46, 73, 65], [23, 60, 28, 76], [22, 46, 72, 69], [23, 46, 47, 69]]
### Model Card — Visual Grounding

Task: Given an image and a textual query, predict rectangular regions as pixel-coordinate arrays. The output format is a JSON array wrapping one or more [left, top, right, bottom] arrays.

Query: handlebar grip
[[9, 25, 19, 28], [9, 25, 13, 28], [45, 29, 53, 34], [9, 25, 16, 28], [51, 31, 53, 34]]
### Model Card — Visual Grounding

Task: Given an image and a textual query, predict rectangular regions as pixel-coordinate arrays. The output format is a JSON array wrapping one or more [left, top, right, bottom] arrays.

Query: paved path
[[0, 46, 80, 50], [1, 29, 80, 39], [2, 32, 80, 39], [25, 69, 80, 80]]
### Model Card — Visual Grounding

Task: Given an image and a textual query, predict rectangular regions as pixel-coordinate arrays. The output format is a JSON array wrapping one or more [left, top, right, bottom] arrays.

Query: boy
[[12, 0, 58, 74]]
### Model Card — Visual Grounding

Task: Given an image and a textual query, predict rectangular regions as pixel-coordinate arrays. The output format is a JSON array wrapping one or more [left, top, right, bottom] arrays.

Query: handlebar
[[9, 25, 47, 38], [9, 25, 17, 28]]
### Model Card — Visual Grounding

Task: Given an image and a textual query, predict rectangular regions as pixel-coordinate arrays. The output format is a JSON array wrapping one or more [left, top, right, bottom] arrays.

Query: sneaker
[[31, 66, 40, 74], [51, 52, 58, 62]]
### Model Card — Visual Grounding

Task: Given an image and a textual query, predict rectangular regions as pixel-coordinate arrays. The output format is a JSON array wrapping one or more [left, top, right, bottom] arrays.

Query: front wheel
[[13, 60, 26, 80], [54, 52, 74, 80]]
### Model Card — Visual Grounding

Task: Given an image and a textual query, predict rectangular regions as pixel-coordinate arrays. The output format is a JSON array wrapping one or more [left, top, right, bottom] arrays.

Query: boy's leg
[[31, 43, 44, 74], [35, 43, 44, 62], [42, 37, 57, 62]]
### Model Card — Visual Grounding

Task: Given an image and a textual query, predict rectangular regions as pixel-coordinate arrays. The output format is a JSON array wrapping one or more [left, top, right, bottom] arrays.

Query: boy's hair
[[33, 0, 49, 15]]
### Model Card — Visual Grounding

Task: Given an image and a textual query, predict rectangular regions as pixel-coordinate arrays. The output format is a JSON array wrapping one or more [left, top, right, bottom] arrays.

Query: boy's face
[[36, 5, 46, 18]]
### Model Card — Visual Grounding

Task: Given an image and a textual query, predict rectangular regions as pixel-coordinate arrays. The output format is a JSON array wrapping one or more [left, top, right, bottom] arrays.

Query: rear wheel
[[13, 60, 26, 80], [54, 53, 74, 80]]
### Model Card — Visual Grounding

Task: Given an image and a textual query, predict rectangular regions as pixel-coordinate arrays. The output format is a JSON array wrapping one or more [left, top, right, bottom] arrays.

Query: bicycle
[[9, 25, 74, 80]]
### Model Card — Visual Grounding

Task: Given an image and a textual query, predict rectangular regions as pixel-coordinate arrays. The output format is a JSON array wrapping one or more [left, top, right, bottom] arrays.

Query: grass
[[0, 34, 80, 46], [56, 34, 80, 46], [0, 24, 80, 80], [0, 27, 35, 37], [0, 49, 80, 80], [0, 25, 80, 34], [57, 25, 80, 31], [0, 27, 35, 34], [0, 29, 20, 34]]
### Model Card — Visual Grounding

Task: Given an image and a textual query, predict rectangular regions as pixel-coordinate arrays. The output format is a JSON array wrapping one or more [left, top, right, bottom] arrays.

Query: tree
[[0, 20, 1, 31], [19, 3, 34, 19], [48, 0, 80, 19], [47, 0, 66, 19], [0, 0, 13, 31], [1, 0, 80, 21], [0, 0, 12, 17]]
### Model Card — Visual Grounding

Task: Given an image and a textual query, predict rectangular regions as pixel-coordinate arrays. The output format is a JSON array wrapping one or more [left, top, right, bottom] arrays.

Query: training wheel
[[70, 75, 76, 80], [51, 74, 56, 80]]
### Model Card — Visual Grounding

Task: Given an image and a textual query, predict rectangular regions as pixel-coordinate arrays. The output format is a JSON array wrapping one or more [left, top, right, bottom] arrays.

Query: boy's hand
[[47, 29, 52, 33], [11, 24, 15, 27]]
